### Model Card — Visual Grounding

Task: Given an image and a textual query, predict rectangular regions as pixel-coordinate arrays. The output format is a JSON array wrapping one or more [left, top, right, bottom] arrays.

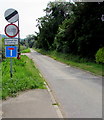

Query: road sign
[[5, 46, 17, 57], [4, 8, 19, 23], [4, 38, 18, 45], [4, 24, 19, 38]]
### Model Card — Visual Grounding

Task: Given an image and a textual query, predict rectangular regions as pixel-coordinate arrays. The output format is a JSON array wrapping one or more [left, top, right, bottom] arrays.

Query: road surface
[[27, 49, 102, 118]]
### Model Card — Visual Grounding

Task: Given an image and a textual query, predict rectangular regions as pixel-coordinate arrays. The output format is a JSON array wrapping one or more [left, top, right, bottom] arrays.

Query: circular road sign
[[4, 24, 19, 38], [4, 8, 19, 23]]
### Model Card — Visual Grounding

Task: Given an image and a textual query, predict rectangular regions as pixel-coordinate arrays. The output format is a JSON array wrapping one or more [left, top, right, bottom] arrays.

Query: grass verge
[[21, 48, 31, 53], [2, 55, 45, 100], [34, 49, 103, 76]]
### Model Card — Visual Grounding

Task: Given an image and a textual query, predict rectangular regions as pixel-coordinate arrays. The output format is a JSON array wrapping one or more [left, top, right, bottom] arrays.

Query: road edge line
[[43, 81, 64, 118]]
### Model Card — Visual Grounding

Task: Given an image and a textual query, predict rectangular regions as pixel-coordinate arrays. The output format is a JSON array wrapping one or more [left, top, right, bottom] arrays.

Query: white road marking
[[44, 82, 64, 118]]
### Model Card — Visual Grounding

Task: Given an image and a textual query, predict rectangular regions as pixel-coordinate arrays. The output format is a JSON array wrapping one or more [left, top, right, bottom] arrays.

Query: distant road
[[28, 49, 102, 118]]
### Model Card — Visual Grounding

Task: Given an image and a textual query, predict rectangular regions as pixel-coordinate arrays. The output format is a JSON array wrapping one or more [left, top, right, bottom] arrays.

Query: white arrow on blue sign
[[5, 46, 18, 57]]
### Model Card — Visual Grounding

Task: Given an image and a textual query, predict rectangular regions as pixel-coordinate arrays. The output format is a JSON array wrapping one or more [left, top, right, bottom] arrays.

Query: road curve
[[27, 49, 102, 118]]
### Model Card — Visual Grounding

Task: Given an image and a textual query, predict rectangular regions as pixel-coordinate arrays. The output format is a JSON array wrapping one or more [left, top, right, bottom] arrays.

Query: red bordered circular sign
[[4, 23, 19, 38]]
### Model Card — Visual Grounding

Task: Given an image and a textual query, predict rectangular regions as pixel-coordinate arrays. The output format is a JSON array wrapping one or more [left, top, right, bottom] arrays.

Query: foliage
[[36, 2, 73, 50], [2, 38, 5, 60], [34, 2, 104, 60], [54, 18, 74, 53], [35, 48, 103, 76], [25, 34, 36, 48], [2, 55, 45, 99], [20, 45, 27, 51], [21, 48, 31, 53], [95, 47, 104, 63]]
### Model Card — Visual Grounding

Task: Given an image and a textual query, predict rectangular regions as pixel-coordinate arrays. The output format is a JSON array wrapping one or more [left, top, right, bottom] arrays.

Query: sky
[[0, 0, 70, 38]]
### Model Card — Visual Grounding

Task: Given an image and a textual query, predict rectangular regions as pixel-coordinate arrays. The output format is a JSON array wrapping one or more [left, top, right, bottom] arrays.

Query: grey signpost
[[4, 8, 20, 78]]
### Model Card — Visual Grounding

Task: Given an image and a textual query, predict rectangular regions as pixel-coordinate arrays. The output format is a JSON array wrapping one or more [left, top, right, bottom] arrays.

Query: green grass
[[34, 49, 103, 76], [2, 55, 45, 100], [21, 48, 31, 53], [0, 63, 2, 99], [20, 45, 31, 53]]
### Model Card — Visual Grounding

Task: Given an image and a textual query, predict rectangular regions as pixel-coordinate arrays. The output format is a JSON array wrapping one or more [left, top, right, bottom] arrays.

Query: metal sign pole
[[10, 58, 12, 78], [17, 17, 20, 59]]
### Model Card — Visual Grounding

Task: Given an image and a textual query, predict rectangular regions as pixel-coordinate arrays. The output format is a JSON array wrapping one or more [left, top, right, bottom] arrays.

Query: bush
[[95, 47, 104, 63]]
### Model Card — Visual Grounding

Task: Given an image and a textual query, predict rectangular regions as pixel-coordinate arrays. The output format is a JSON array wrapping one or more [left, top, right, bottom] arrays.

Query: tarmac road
[[28, 49, 102, 118]]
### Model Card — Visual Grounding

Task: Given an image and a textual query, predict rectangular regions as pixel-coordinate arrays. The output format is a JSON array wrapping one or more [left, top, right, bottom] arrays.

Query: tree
[[35, 2, 104, 59], [36, 2, 73, 50], [54, 2, 104, 58], [25, 34, 35, 48], [71, 2, 104, 58]]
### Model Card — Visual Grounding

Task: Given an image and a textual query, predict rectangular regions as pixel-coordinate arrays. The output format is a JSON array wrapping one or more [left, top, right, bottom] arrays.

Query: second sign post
[[4, 8, 20, 77]]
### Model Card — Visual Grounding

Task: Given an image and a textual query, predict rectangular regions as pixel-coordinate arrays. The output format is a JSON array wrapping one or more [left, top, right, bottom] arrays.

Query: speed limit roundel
[[4, 23, 19, 38]]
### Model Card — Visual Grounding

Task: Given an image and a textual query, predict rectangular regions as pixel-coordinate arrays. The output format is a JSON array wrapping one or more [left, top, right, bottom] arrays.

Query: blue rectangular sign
[[5, 46, 18, 57]]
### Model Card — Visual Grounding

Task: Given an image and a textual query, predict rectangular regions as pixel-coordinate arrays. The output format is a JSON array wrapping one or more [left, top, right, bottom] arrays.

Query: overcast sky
[[0, 0, 70, 38]]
